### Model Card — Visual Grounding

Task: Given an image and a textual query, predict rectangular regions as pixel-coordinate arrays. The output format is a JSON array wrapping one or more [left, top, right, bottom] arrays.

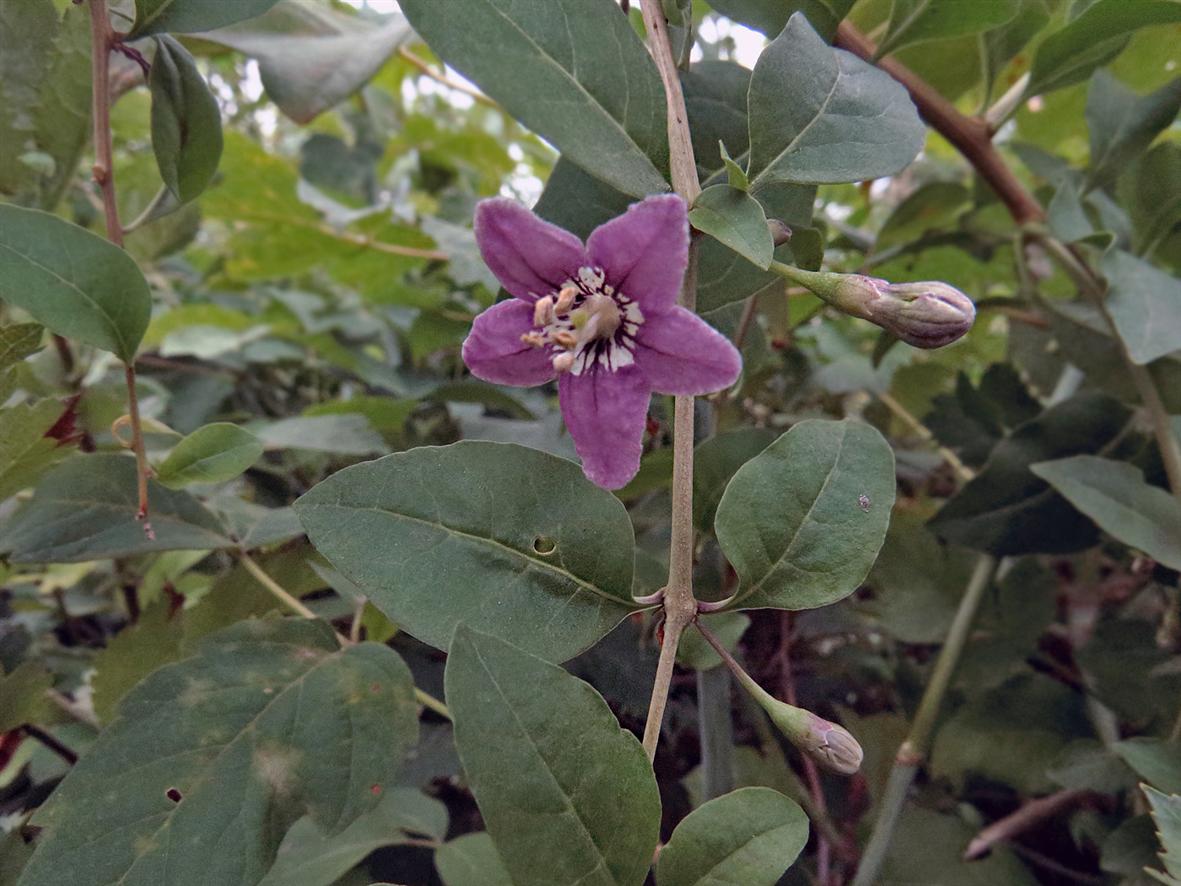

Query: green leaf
[[295, 442, 638, 662], [1101, 249, 1181, 365], [398, 0, 669, 198], [156, 422, 264, 489], [435, 833, 513, 886], [1114, 740, 1181, 793], [0, 323, 44, 369], [706, 0, 855, 41], [1025, 0, 1181, 98], [0, 660, 53, 732], [714, 419, 896, 610], [677, 612, 750, 671], [258, 788, 448, 886], [1030, 456, 1181, 570], [1120, 141, 1181, 254], [200, 3, 411, 124], [90, 603, 185, 724], [690, 185, 774, 269], [882, 806, 1039, 885], [747, 13, 924, 186], [129, 0, 281, 38], [981, 0, 1051, 103], [0, 205, 151, 362], [1144, 785, 1181, 883], [929, 393, 1132, 556], [0, 399, 74, 502], [654, 787, 808, 886], [2, 454, 234, 563], [445, 625, 660, 886], [18, 619, 419, 886], [1086, 71, 1181, 189], [693, 428, 777, 532], [254, 414, 386, 456], [719, 142, 750, 190], [684, 61, 752, 178], [149, 36, 223, 203], [876, 0, 1019, 58], [875, 181, 971, 252]]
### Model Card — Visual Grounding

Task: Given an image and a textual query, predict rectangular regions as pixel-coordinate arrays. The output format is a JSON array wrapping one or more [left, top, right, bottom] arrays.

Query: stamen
[[532, 295, 554, 327], [555, 286, 577, 314], [552, 351, 575, 373], [553, 330, 577, 349], [520, 332, 545, 348]]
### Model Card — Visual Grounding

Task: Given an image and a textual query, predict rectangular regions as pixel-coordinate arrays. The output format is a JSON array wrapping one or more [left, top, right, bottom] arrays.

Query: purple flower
[[462, 195, 742, 489]]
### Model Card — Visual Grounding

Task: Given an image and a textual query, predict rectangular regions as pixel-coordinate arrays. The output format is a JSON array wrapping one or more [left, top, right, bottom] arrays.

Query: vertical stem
[[638, 0, 704, 761], [696, 666, 735, 801], [851, 555, 999, 886], [88, 0, 153, 535]]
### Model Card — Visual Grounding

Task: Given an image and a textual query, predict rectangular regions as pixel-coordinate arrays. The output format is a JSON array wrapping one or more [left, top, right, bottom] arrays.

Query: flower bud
[[767, 218, 793, 247]]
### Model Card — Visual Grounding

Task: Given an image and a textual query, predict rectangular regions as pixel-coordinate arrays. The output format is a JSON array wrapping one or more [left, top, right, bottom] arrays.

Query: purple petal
[[587, 195, 688, 314], [634, 307, 742, 395], [474, 199, 587, 302], [559, 366, 651, 489], [462, 299, 556, 387]]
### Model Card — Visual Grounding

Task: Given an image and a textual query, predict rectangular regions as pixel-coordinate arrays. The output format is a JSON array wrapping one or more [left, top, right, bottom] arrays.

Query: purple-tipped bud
[[767, 218, 793, 247], [799, 713, 864, 776], [829, 276, 975, 349]]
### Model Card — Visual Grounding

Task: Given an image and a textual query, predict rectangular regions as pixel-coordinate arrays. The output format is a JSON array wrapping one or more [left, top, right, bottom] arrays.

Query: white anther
[[552, 351, 576, 373]]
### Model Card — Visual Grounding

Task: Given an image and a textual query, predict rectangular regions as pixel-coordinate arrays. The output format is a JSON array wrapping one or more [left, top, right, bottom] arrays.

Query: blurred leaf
[[0, 399, 75, 502], [715, 419, 896, 610], [690, 185, 774, 269], [875, 0, 1019, 59], [399, 0, 669, 198], [149, 36, 223, 203], [201, 1, 411, 124], [253, 415, 386, 456], [0, 205, 151, 362], [881, 806, 1037, 885], [1120, 141, 1181, 254], [929, 393, 1132, 555], [130, 0, 281, 37], [677, 612, 750, 671], [706, 0, 856, 40], [1102, 248, 1181, 365], [258, 788, 448, 886], [747, 13, 924, 186], [981, 0, 1051, 101], [1025, 0, 1181, 98], [1031, 455, 1181, 570], [1114, 740, 1181, 793], [874, 181, 970, 252], [693, 428, 777, 532], [0, 323, 44, 369], [435, 833, 512, 886], [1086, 71, 1181, 189], [296, 442, 638, 662], [90, 603, 184, 724], [0, 660, 52, 732], [683, 60, 750, 178], [2, 455, 234, 563], [655, 787, 808, 886], [1144, 786, 1181, 884], [19, 619, 419, 886], [156, 422, 264, 488], [444, 625, 660, 886]]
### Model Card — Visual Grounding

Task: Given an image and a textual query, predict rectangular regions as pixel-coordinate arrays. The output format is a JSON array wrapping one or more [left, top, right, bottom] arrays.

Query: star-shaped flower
[[462, 195, 742, 489]]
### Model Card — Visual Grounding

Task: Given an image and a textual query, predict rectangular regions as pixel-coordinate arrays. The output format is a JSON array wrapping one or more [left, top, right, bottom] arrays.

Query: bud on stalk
[[771, 263, 976, 349]]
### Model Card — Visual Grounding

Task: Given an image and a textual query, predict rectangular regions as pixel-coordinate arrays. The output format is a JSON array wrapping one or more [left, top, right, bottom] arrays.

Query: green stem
[[696, 666, 735, 801]]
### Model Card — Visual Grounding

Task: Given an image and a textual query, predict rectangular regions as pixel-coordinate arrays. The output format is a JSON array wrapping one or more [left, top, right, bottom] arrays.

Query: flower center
[[520, 266, 643, 375]]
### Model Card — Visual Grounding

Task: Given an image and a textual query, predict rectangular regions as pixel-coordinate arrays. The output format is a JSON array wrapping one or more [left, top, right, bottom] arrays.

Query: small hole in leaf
[[165, 787, 183, 803], [533, 536, 557, 555]]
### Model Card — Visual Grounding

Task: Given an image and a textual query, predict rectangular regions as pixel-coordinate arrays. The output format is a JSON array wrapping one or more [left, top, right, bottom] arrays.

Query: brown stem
[[638, 0, 703, 761], [397, 46, 498, 108], [964, 790, 1093, 860], [88, 0, 153, 537], [834, 23, 1044, 226]]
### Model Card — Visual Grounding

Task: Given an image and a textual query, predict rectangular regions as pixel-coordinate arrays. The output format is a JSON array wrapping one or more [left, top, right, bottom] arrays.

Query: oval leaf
[[0, 205, 151, 362], [1, 454, 234, 563], [1030, 455, 1181, 571], [747, 13, 924, 186], [295, 441, 638, 663], [156, 422, 264, 489], [130, 0, 281, 37], [18, 619, 419, 886], [445, 625, 660, 886], [398, 0, 669, 198], [1101, 248, 1181, 366], [714, 419, 896, 610], [150, 35, 224, 203], [654, 787, 809, 886], [689, 185, 774, 269]]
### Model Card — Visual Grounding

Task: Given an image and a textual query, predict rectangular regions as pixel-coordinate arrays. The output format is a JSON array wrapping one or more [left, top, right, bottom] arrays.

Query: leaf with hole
[[295, 442, 639, 663], [714, 419, 896, 611], [17, 619, 419, 886], [747, 13, 924, 187], [398, 0, 668, 198], [1030, 456, 1181, 571], [149, 36, 223, 203], [445, 625, 660, 886], [654, 787, 808, 886], [0, 205, 151, 362]]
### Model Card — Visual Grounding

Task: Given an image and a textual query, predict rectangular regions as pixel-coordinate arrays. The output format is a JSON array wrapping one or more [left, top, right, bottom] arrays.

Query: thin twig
[[87, 0, 154, 539], [397, 46, 498, 108], [964, 790, 1092, 860], [22, 725, 78, 766], [638, 0, 704, 762], [878, 391, 974, 482]]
